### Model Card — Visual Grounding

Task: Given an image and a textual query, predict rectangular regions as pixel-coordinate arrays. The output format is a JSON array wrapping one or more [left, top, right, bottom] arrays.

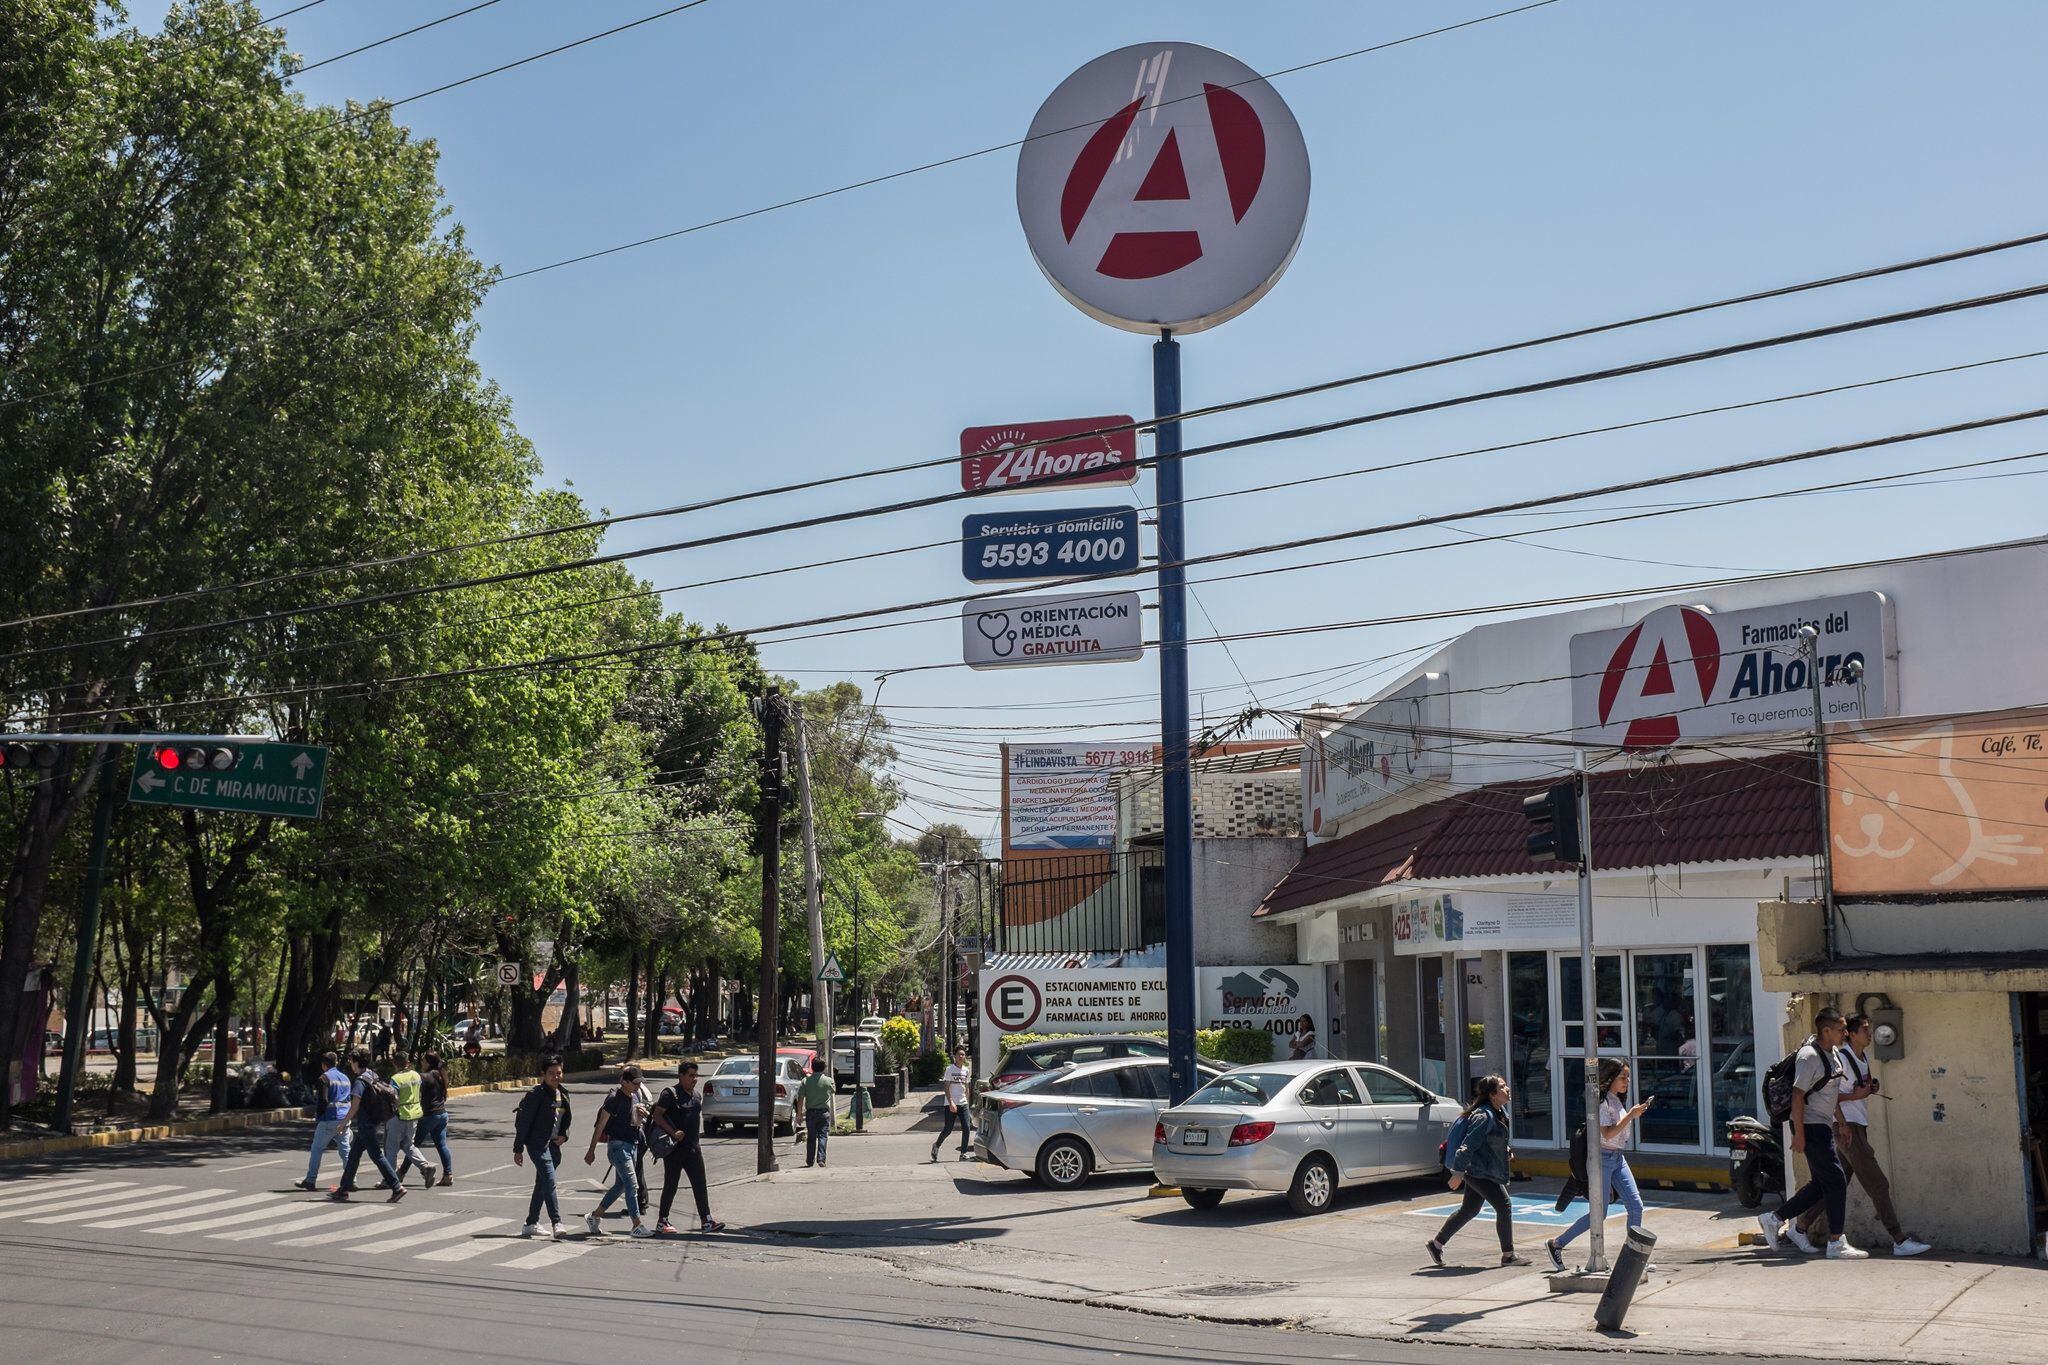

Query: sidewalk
[[723, 1088, 2044, 1364]]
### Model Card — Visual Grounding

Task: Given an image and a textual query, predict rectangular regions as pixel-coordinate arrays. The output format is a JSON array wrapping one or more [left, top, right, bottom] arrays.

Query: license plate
[[1184, 1128, 1209, 1146], [734, 1086, 752, 1097]]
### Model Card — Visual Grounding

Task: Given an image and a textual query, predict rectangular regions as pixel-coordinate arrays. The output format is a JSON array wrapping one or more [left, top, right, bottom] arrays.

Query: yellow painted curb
[[0, 1104, 312, 1163], [1512, 1155, 1730, 1191]]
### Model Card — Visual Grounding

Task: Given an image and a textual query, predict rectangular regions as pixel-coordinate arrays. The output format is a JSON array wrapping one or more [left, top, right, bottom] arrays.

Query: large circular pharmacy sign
[[1017, 42, 1309, 336]]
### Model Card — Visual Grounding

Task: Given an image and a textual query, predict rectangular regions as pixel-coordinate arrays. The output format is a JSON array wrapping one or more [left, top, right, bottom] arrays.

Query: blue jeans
[[594, 1138, 641, 1220], [805, 1108, 830, 1165], [306, 1116, 351, 1183], [339, 1119, 398, 1190], [415, 1110, 452, 1173], [524, 1142, 561, 1226], [1554, 1149, 1645, 1248]]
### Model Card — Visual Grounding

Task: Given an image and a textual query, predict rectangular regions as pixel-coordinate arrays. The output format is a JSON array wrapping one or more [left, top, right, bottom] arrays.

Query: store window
[[1507, 952, 1552, 1141], [1418, 958, 1448, 1097], [1631, 951, 1700, 1147], [1707, 944, 1757, 1142]]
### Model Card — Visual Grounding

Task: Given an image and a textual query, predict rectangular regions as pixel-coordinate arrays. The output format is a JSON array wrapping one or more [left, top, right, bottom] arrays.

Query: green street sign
[[128, 741, 329, 819]]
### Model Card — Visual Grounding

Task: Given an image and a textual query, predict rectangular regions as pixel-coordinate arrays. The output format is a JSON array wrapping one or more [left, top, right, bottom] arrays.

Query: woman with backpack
[[583, 1065, 654, 1238], [1427, 1074, 1529, 1268], [1544, 1058, 1652, 1272]]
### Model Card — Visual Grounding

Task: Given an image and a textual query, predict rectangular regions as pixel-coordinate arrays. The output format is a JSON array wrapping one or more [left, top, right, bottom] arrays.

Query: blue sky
[[249, 0, 2048, 845]]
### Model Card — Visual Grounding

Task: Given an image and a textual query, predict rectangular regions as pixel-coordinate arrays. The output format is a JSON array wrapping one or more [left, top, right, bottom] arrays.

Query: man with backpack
[[1794, 1013, 1932, 1257], [1757, 1008, 1861, 1258], [331, 1048, 406, 1202]]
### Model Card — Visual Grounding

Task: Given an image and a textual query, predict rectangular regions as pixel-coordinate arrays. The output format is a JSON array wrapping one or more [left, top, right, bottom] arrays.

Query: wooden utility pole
[[755, 688, 784, 1174], [792, 705, 830, 1072]]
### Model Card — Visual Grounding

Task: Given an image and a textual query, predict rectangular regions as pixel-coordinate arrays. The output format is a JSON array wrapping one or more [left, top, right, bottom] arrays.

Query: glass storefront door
[[1557, 953, 1625, 1139], [1418, 958, 1448, 1098], [1631, 952, 1702, 1149]]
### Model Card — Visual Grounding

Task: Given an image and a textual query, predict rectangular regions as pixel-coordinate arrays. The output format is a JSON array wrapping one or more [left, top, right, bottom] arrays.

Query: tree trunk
[[210, 959, 232, 1114], [557, 959, 582, 1054], [643, 950, 664, 1060], [0, 751, 92, 1128], [623, 943, 640, 1061]]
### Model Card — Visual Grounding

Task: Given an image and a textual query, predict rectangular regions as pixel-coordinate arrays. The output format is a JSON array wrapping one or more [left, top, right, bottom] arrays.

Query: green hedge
[[908, 1051, 946, 1086], [994, 1027, 1276, 1067], [876, 1017, 921, 1071], [439, 1048, 605, 1089]]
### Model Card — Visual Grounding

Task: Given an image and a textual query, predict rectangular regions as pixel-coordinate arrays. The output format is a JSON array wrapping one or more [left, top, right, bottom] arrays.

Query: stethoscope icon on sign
[[976, 611, 1017, 658]]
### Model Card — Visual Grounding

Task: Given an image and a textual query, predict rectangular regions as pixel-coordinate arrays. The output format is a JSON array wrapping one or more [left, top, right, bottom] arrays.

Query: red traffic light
[[155, 746, 182, 770]]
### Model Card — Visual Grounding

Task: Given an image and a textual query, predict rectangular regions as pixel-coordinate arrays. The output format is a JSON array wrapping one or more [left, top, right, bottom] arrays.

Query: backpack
[[1438, 1111, 1472, 1171], [1763, 1038, 1834, 1127], [358, 1075, 398, 1125]]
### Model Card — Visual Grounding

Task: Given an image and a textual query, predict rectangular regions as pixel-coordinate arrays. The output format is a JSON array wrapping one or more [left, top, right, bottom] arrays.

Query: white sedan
[[701, 1055, 803, 1136]]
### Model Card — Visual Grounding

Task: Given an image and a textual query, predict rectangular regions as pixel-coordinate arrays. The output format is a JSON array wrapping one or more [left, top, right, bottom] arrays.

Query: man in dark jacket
[[512, 1055, 571, 1239]]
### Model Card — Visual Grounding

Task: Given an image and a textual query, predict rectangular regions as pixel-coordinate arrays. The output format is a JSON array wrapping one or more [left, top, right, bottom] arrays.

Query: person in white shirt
[[1758, 1008, 1863, 1258], [932, 1047, 974, 1162], [1545, 1057, 1650, 1272], [1794, 1013, 1931, 1257]]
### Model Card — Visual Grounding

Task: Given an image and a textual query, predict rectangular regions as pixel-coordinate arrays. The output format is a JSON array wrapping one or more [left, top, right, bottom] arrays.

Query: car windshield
[[713, 1057, 758, 1076], [1183, 1070, 1292, 1107]]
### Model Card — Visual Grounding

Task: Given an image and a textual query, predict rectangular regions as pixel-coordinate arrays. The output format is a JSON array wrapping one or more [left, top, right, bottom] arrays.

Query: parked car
[[450, 1019, 489, 1045], [977, 1056, 1226, 1190], [990, 1034, 1170, 1089], [1153, 1059, 1456, 1214], [702, 1054, 802, 1135], [776, 1045, 819, 1075], [858, 1016, 887, 1033], [606, 1007, 628, 1030]]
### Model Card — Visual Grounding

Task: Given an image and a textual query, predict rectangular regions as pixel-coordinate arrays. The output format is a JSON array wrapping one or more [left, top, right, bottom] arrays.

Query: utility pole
[[791, 704, 830, 1074], [1800, 625, 1842, 958], [1571, 751, 1606, 1277], [754, 687, 784, 1175], [939, 851, 956, 1053]]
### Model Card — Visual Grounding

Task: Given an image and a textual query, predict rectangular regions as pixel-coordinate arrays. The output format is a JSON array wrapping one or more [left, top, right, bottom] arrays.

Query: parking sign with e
[[984, 974, 1042, 1032], [496, 962, 521, 987]]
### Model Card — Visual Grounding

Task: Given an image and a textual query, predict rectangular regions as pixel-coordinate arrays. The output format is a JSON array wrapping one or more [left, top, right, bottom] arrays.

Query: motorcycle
[[1725, 1115, 1782, 1208]]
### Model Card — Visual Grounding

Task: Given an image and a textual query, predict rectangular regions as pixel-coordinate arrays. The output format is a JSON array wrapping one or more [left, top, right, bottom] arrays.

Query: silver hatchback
[[1154, 1059, 1456, 1214], [976, 1056, 1223, 1190]]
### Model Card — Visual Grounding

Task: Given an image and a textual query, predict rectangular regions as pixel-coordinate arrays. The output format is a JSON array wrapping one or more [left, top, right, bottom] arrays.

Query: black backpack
[[1762, 1039, 1834, 1127], [358, 1074, 398, 1124]]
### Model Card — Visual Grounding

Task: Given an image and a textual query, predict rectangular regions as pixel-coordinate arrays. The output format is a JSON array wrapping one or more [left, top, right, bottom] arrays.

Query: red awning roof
[[1257, 752, 1818, 918]]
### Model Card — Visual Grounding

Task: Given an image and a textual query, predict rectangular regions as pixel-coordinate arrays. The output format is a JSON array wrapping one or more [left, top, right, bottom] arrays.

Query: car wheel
[[1286, 1155, 1337, 1215], [1036, 1138, 1093, 1191], [1180, 1187, 1225, 1210], [703, 1119, 721, 1136]]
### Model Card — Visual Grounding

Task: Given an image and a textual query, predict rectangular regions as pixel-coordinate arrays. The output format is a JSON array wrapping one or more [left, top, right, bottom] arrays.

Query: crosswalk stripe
[[209, 1204, 380, 1241], [412, 1235, 507, 1263], [147, 1199, 316, 1236], [497, 1240, 595, 1271], [347, 1215, 501, 1255], [0, 1183, 149, 1220], [0, 1178, 97, 1208], [87, 1191, 274, 1230], [27, 1187, 225, 1225], [277, 1210, 448, 1247]]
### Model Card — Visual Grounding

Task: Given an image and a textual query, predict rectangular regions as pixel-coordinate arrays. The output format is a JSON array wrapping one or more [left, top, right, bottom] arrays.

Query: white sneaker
[[1826, 1239, 1870, 1260], [519, 1222, 539, 1238], [1755, 1211, 1782, 1251], [1785, 1225, 1820, 1256], [550, 1223, 568, 1241], [628, 1224, 654, 1239], [1893, 1238, 1932, 1258], [584, 1212, 604, 1236]]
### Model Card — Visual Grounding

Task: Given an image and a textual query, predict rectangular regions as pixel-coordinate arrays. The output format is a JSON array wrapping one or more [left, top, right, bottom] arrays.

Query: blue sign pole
[[1153, 331, 1198, 1105]]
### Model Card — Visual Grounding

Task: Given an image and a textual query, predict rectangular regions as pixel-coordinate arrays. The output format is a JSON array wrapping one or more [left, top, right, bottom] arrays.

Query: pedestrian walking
[[512, 1054, 572, 1240], [1793, 1013, 1932, 1258], [400, 1051, 452, 1188], [799, 1057, 834, 1167], [1288, 1013, 1318, 1060], [1427, 1074, 1529, 1268], [647, 1061, 724, 1234], [583, 1065, 654, 1238], [296, 1051, 353, 1190], [383, 1050, 434, 1187], [1545, 1059, 1651, 1272], [331, 1048, 405, 1202], [1758, 1008, 1867, 1259], [631, 1069, 657, 1202], [931, 1047, 974, 1162]]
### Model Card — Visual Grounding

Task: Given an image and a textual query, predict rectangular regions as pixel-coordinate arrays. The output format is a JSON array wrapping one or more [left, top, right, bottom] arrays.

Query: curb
[[1511, 1155, 1730, 1193], [0, 1069, 620, 1164]]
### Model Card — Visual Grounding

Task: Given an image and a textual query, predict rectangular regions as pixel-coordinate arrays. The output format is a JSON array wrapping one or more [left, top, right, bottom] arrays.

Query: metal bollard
[[1593, 1224, 1658, 1332]]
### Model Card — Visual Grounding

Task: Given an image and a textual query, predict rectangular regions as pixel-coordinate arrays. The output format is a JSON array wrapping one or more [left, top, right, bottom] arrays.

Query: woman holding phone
[[1545, 1057, 1651, 1272]]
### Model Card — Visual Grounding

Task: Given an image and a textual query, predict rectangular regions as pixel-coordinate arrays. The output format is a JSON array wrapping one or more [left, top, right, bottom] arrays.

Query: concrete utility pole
[[791, 705, 830, 1072], [755, 688, 784, 1175], [1573, 751, 1607, 1277], [1800, 625, 1849, 957]]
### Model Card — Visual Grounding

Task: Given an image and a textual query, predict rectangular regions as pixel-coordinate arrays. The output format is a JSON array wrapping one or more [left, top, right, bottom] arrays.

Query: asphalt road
[[0, 1082, 1767, 1364]]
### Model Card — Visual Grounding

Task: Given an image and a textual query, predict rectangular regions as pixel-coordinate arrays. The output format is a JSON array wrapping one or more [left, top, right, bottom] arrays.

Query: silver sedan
[[701, 1055, 802, 1136], [1154, 1059, 1456, 1214], [977, 1056, 1224, 1190]]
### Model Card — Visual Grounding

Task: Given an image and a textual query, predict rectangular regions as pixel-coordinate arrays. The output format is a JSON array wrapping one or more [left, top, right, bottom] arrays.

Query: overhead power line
[[12, 275, 2047, 669], [13, 224, 2045, 632], [293, 0, 507, 75]]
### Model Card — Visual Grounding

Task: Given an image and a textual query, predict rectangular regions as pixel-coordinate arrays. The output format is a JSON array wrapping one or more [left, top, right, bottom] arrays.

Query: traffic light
[[1522, 779, 1583, 865], [151, 745, 234, 772], [0, 741, 60, 774]]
